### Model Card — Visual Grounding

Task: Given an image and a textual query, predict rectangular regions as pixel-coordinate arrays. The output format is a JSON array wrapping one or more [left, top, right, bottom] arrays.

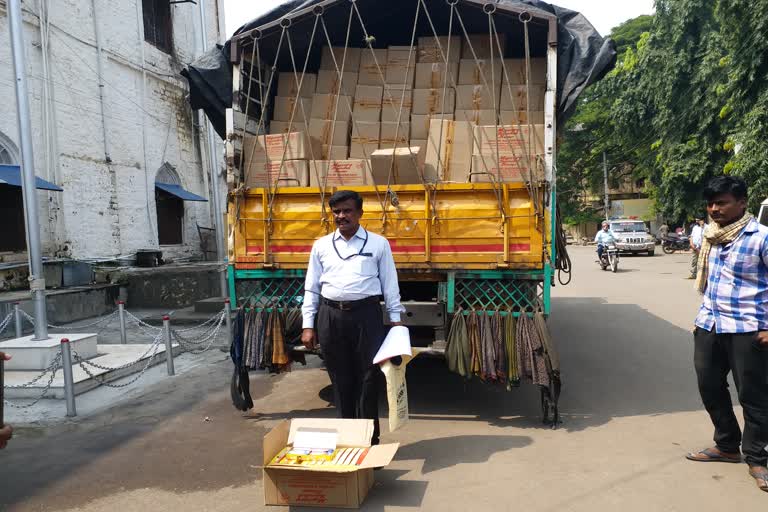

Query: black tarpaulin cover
[[182, 0, 616, 140]]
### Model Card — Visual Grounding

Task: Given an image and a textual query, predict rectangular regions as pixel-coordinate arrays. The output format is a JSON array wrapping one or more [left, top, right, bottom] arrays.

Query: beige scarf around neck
[[695, 211, 753, 293]]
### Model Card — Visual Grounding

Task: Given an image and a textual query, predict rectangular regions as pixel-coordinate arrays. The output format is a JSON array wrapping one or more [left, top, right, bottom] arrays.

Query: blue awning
[[0, 164, 63, 191], [155, 181, 208, 202]]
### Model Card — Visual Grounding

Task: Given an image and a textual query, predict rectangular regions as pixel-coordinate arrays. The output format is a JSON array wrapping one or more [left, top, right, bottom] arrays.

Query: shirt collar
[[333, 226, 366, 241], [744, 218, 759, 234]]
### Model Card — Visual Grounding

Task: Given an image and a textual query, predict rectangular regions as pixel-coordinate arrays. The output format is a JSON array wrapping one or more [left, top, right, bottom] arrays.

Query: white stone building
[[0, 0, 226, 262]]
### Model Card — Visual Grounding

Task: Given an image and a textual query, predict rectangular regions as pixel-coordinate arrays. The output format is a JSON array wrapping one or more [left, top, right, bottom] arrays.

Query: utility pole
[[9, 0, 49, 340], [197, 0, 228, 298], [603, 151, 609, 221]]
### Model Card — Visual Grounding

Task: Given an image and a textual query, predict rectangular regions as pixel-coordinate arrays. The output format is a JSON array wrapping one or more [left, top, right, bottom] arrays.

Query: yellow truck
[[196, 0, 613, 351]]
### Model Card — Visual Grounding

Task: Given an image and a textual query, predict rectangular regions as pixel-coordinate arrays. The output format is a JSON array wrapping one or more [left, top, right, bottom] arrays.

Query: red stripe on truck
[[246, 243, 531, 254]]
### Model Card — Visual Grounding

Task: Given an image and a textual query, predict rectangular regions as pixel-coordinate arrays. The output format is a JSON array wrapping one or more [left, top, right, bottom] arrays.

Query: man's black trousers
[[317, 300, 386, 444], [694, 327, 768, 466]]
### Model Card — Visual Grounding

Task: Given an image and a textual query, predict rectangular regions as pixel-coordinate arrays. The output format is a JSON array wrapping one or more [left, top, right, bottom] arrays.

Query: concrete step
[[4, 343, 183, 399], [194, 297, 228, 314], [0, 333, 97, 371]]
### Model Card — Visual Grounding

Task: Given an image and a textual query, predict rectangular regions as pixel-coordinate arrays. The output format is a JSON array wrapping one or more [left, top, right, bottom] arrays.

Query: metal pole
[[163, 315, 175, 376], [197, 0, 228, 298], [14, 303, 23, 338], [603, 151, 609, 221], [117, 301, 127, 344], [224, 298, 232, 348], [60, 339, 77, 417], [8, 0, 49, 341]]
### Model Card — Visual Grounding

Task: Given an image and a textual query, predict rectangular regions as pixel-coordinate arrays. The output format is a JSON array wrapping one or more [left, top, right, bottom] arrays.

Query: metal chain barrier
[[73, 334, 164, 389], [21, 309, 120, 330], [3, 351, 62, 409], [171, 311, 226, 355], [0, 312, 13, 336]]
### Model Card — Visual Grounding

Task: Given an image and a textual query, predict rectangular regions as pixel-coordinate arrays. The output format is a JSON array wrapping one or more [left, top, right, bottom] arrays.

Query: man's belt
[[321, 296, 381, 311]]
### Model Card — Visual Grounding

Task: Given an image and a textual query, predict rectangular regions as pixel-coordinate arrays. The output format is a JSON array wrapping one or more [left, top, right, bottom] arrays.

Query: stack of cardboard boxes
[[244, 37, 547, 188]]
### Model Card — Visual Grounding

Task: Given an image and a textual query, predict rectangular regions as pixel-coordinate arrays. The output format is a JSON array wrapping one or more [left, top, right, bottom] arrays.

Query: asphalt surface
[[1, 246, 765, 511]]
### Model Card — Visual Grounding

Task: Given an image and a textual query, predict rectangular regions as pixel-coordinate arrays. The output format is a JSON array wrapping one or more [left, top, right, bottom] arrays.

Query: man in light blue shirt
[[594, 221, 616, 260], [302, 190, 405, 445]]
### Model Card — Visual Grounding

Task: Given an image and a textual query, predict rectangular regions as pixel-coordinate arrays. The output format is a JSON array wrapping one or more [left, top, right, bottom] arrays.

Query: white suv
[[610, 219, 656, 256]]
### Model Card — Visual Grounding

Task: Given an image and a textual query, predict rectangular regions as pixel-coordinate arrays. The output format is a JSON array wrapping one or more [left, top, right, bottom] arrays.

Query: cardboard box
[[243, 132, 317, 162], [424, 120, 473, 182], [456, 85, 499, 111], [311, 93, 354, 122], [277, 72, 317, 98], [501, 58, 547, 85], [461, 33, 506, 59], [385, 46, 416, 86], [379, 121, 410, 149], [320, 47, 362, 72], [245, 160, 309, 188], [321, 145, 349, 160], [458, 59, 504, 86], [269, 121, 292, 135], [309, 119, 350, 148], [411, 88, 456, 115], [454, 109, 496, 125], [414, 61, 460, 89], [350, 121, 380, 159], [316, 70, 359, 96], [381, 85, 413, 122], [350, 142, 380, 159], [309, 159, 370, 187], [371, 147, 424, 184], [358, 49, 388, 85], [411, 113, 454, 140], [500, 85, 546, 111], [500, 110, 545, 125], [262, 419, 398, 508], [273, 96, 313, 122], [472, 124, 545, 156], [417, 35, 461, 62], [352, 85, 383, 122], [470, 153, 544, 183]]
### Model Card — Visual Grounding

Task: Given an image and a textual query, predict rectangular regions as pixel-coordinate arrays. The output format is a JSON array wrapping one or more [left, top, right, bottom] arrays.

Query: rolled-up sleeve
[[379, 240, 405, 322], [302, 243, 322, 329]]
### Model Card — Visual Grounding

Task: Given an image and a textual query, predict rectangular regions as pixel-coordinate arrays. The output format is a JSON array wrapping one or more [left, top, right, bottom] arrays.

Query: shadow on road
[[395, 434, 533, 473]]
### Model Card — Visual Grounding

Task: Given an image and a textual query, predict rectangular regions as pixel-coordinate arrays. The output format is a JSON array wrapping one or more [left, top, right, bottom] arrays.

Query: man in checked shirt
[[685, 176, 768, 492]]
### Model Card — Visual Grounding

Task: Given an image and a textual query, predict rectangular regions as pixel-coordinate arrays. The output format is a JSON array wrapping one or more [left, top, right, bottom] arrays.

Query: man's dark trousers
[[694, 327, 768, 466], [317, 299, 386, 444]]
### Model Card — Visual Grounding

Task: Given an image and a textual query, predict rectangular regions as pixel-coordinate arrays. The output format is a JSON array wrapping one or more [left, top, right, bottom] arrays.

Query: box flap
[[263, 420, 291, 466], [357, 443, 400, 469], [293, 427, 338, 452], [288, 418, 374, 448]]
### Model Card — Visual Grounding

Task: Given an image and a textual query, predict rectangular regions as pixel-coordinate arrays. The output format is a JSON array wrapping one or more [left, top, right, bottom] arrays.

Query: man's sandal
[[749, 467, 768, 493], [685, 448, 742, 463]]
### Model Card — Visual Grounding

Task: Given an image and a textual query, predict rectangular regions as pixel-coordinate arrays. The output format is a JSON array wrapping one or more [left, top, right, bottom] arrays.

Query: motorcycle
[[598, 243, 619, 272], [662, 233, 690, 254]]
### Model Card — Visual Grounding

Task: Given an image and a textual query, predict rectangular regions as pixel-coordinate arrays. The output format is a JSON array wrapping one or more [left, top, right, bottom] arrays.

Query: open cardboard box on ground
[[263, 418, 399, 508]]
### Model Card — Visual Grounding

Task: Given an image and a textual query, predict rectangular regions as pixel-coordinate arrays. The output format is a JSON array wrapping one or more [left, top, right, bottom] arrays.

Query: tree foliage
[[558, 1, 768, 225]]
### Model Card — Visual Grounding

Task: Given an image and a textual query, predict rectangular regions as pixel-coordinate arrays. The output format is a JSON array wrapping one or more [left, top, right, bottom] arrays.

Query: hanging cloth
[[445, 311, 470, 378], [505, 314, 519, 386], [230, 307, 253, 411], [517, 314, 550, 388], [535, 312, 561, 423], [468, 311, 482, 376], [479, 313, 495, 381], [271, 310, 290, 370], [492, 313, 507, 382]]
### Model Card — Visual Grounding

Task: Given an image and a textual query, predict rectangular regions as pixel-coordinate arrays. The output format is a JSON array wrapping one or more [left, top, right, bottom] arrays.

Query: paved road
[[2, 247, 764, 510]]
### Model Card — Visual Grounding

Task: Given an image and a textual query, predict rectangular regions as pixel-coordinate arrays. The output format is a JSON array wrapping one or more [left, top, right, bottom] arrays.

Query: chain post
[[117, 301, 127, 344], [60, 339, 77, 417], [163, 315, 175, 376], [14, 303, 23, 338], [224, 299, 232, 349]]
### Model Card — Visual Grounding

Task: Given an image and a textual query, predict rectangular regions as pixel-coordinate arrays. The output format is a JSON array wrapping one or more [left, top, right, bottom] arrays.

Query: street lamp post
[[8, 0, 49, 340]]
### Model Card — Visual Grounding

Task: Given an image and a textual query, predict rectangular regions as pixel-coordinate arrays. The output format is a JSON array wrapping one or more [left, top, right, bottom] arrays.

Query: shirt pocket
[[350, 255, 378, 277]]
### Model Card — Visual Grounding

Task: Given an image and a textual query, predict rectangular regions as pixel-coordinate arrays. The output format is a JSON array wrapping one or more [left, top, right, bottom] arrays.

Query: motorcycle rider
[[595, 221, 617, 261]]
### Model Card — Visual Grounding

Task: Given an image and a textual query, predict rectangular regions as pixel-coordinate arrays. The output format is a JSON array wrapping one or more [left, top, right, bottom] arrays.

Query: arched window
[[0, 134, 25, 252], [155, 163, 184, 245]]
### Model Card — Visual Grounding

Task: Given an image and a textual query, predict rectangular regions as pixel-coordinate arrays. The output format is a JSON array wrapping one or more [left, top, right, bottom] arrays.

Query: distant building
[[0, 0, 226, 264]]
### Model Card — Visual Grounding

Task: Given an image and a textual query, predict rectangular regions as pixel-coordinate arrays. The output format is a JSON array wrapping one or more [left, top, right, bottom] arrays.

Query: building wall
[[0, 0, 225, 261]]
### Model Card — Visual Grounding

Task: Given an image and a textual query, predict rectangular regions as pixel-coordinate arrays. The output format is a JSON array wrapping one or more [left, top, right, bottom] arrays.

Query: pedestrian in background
[[687, 216, 705, 279], [685, 176, 768, 493]]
